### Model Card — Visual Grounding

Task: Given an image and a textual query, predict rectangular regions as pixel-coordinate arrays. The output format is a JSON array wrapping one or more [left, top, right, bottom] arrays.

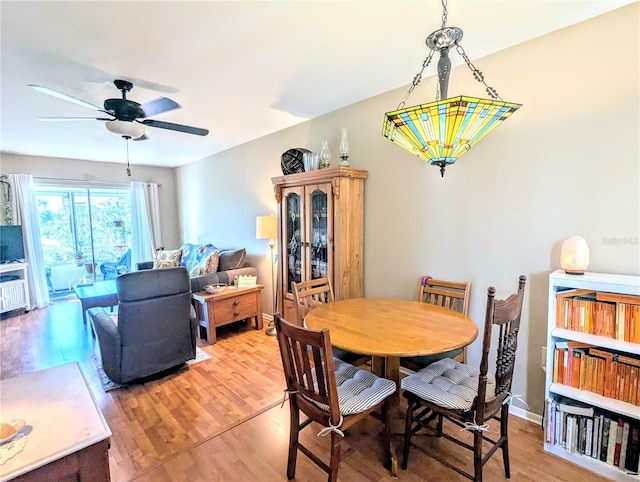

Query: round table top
[[304, 297, 478, 358]]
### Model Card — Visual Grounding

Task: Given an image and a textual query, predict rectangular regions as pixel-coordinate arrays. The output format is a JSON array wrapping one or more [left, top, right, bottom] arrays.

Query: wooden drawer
[[212, 292, 258, 326]]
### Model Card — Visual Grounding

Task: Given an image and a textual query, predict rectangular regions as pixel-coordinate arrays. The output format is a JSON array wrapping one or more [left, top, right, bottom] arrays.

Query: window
[[35, 182, 131, 291]]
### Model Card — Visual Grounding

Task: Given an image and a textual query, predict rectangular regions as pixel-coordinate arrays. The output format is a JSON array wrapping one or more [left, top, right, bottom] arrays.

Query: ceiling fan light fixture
[[105, 120, 145, 140]]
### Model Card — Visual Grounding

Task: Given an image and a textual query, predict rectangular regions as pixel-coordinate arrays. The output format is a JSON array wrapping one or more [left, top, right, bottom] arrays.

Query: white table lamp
[[560, 235, 590, 275]]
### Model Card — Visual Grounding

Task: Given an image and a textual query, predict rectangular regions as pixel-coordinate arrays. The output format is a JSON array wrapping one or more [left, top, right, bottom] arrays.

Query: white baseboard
[[510, 404, 543, 425]]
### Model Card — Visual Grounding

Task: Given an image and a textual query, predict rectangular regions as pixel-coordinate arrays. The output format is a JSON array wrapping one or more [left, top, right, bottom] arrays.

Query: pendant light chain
[[440, 0, 448, 30], [396, 0, 501, 108], [454, 43, 501, 100], [397, 0, 448, 109], [397, 51, 435, 110]]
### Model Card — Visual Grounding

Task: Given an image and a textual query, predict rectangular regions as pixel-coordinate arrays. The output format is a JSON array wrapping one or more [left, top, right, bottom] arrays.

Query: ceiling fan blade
[[28, 84, 105, 112], [133, 134, 149, 141], [141, 119, 209, 136], [38, 117, 113, 121], [140, 97, 180, 118]]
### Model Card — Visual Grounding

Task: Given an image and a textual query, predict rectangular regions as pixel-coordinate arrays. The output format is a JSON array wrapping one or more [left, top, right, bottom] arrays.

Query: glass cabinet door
[[309, 188, 328, 280], [284, 190, 303, 296]]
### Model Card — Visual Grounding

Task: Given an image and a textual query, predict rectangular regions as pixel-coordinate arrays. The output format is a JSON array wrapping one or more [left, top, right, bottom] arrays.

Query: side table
[[192, 285, 264, 344]]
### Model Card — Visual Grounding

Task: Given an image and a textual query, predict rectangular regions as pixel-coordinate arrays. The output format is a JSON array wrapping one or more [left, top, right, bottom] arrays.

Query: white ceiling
[[1, 1, 634, 169]]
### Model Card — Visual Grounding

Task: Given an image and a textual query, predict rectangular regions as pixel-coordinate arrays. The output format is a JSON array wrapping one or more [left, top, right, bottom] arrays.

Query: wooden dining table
[[304, 297, 479, 421]]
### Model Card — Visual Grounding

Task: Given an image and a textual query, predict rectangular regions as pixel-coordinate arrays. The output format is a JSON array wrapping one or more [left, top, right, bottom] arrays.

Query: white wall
[[175, 5, 640, 416], [0, 153, 180, 250]]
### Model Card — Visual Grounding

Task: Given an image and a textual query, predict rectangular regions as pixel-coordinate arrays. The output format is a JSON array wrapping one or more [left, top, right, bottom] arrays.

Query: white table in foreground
[[0, 362, 111, 482]]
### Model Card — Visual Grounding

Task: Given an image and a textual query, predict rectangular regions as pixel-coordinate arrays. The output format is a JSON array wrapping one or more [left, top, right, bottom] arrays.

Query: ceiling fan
[[29, 79, 209, 140]]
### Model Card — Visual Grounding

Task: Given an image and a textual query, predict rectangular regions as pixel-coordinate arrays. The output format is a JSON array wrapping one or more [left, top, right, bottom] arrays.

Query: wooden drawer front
[[213, 293, 257, 324]]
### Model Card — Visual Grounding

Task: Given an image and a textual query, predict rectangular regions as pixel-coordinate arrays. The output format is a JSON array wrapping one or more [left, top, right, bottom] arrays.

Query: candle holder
[[320, 140, 332, 169], [339, 127, 350, 166]]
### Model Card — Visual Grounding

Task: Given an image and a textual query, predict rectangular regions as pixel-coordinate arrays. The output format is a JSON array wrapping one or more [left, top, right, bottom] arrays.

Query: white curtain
[[11, 174, 49, 308], [130, 182, 161, 270]]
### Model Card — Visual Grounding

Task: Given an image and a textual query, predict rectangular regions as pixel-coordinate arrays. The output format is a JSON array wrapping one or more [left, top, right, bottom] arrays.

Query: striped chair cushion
[[305, 358, 396, 416], [401, 358, 496, 411]]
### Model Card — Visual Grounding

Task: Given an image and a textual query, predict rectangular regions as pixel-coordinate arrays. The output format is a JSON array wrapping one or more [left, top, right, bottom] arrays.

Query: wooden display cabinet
[[272, 167, 367, 323]]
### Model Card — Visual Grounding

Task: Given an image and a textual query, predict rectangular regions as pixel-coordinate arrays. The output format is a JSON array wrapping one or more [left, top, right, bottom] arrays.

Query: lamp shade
[[560, 236, 590, 275], [383, 95, 522, 176], [256, 215, 277, 240], [106, 120, 145, 139]]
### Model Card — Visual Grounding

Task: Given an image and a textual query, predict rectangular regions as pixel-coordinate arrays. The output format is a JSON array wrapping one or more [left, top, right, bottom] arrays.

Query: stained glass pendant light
[[383, 0, 522, 177]]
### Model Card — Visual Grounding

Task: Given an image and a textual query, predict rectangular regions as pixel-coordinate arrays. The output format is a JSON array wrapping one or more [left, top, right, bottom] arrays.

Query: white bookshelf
[[545, 270, 640, 481]]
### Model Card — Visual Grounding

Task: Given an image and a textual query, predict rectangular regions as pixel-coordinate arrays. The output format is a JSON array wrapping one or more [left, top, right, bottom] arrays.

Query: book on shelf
[[552, 344, 640, 406], [614, 418, 625, 466], [566, 415, 576, 453], [585, 417, 594, 457], [593, 414, 602, 460], [555, 289, 640, 342], [545, 394, 640, 474], [626, 424, 640, 474], [557, 397, 595, 417], [600, 416, 611, 463], [606, 418, 618, 465], [620, 421, 631, 470], [596, 292, 640, 306]]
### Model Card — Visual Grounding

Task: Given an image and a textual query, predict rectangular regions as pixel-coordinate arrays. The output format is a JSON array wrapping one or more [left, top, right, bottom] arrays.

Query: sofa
[[89, 267, 196, 384], [137, 243, 258, 293]]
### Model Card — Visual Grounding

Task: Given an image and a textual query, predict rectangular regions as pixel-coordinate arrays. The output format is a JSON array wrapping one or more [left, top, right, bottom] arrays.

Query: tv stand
[[0, 262, 30, 314]]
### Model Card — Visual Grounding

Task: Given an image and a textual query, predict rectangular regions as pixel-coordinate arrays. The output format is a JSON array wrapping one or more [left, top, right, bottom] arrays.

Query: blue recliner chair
[[100, 249, 131, 280], [88, 267, 197, 384]]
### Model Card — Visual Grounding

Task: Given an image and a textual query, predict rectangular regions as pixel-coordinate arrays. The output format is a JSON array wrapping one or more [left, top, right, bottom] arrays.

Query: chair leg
[[328, 430, 342, 482], [402, 399, 414, 470], [287, 406, 299, 480], [501, 405, 511, 479], [473, 429, 483, 482], [382, 399, 398, 476], [436, 413, 444, 437]]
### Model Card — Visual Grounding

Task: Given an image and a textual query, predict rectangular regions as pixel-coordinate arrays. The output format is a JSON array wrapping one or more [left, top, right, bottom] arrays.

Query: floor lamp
[[256, 215, 277, 336]]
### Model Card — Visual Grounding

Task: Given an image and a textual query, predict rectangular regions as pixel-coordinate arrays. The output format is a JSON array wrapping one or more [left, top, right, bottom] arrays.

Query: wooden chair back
[[419, 276, 471, 315], [419, 276, 471, 362], [476, 275, 527, 423], [292, 277, 334, 326], [274, 315, 341, 426]]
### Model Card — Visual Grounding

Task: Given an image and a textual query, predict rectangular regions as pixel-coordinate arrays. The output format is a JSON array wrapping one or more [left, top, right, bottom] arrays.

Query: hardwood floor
[[0, 300, 606, 481]]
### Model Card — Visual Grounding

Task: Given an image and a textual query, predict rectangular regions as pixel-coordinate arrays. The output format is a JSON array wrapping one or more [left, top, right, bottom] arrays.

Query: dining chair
[[401, 276, 471, 372], [292, 277, 369, 367], [291, 277, 334, 326], [274, 315, 396, 482], [400, 275, 526, 482]]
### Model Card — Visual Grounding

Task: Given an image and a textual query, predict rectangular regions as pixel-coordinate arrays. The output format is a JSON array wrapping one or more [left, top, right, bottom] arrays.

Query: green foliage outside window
[[36, 187, 131, 269]]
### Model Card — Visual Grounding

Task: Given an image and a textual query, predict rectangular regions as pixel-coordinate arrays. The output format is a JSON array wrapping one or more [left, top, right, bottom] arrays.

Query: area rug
[[94, 347, 211, 392], [187, 346, 211, 365]]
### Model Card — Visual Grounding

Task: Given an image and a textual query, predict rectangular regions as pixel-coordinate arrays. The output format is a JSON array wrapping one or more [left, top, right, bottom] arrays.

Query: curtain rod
[[32, 176, 162, 187]]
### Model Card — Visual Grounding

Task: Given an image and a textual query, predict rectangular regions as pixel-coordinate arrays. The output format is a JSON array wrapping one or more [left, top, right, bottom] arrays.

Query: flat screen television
[[0, 225, 26, 263]]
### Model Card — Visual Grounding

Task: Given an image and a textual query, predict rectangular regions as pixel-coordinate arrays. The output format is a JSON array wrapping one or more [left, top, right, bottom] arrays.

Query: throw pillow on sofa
[[180, 243, 218, 277], [218, 248, 246, 271], [190, 249, 219, 276], [153, 249, 182, 269]]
